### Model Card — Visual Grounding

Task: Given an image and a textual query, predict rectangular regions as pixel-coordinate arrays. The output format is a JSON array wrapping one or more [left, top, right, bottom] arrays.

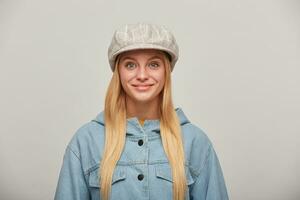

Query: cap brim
[[109, 44, 178, 72]]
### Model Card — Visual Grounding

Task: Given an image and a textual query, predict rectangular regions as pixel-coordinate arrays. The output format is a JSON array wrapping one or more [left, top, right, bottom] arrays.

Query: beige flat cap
[[108, 23, 179, 72]]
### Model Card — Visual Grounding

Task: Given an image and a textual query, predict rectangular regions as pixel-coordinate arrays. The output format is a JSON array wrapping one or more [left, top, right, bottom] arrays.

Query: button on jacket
[[54, 107, 229, 200]]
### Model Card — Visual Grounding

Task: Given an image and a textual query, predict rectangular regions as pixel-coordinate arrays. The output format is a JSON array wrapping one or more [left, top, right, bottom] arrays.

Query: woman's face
[[118, 49, 166, 104]]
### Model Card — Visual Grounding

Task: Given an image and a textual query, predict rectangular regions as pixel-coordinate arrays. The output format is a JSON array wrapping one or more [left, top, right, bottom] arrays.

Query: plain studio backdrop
[[0, 0, 299, 199]]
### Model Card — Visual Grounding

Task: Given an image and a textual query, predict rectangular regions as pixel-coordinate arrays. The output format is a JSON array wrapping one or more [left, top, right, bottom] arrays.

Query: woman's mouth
[[132, 84, 154, 91]]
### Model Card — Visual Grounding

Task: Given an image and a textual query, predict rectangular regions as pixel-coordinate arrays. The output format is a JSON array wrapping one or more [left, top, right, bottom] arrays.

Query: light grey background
[[1, 0, 299, 199]]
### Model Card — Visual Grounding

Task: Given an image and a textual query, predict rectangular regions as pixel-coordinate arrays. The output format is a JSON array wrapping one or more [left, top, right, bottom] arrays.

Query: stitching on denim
[[85, 160, 192, 177], [117, 160, 169, 165], [126, 135, 160, 141], [188, 165, 199, 178], [91, 119, 104, 126], [85, 164, 99, 175], [193, 143, 212, 178], [67, 145, 81, 160]]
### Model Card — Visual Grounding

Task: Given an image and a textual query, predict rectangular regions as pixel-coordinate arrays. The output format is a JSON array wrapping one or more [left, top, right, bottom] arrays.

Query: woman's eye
[[125, 62, 136, 69], [149, 62, 159, 68]]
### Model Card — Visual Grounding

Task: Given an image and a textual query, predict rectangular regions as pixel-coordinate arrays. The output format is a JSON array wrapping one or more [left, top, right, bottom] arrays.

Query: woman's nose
[[136, 66, 149, 81]]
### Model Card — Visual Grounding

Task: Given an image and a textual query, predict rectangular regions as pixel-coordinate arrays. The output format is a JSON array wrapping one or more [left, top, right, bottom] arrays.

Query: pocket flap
[[89, 166, 127, 188], [155, 165, 194, 185], [155, 165, 173, 182]]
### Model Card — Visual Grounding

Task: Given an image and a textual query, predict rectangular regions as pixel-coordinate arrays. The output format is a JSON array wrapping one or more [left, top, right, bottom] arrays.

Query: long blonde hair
[[100, 51, 186, 200]]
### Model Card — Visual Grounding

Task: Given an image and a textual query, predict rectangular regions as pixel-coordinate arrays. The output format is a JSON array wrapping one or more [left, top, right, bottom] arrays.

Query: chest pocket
[[89, 165, 127, 188], [155, 164, 195, 185], [155, 164, 194, 200]]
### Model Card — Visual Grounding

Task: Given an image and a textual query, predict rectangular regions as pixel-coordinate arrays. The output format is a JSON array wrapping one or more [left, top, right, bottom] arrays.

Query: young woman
[[54, 23, 229, 200]]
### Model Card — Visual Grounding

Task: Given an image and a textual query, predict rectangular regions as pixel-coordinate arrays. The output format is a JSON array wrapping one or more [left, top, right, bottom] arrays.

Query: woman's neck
[[126, 97, 160, 120]]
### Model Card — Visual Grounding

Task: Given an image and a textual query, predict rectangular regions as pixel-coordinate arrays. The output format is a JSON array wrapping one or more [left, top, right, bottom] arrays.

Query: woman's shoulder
[[181, 122, 212, 147], [177, 108, 216, 176], [176, 107, 212, 147], [65, 112, 106, 163], [69, 120, 104, 146]]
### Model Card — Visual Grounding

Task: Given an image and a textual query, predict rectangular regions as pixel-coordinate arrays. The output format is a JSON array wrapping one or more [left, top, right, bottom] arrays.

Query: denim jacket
[[54, 107, 229, 200]]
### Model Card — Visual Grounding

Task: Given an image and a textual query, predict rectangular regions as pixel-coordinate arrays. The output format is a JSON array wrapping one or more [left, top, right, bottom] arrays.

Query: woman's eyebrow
[[148, 56, 163, 61], [120, 56, 136, 62], [121, 55, 163, 61]]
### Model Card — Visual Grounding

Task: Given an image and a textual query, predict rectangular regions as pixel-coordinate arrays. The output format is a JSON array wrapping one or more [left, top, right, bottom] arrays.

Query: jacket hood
[[91, 107, 190, 135]]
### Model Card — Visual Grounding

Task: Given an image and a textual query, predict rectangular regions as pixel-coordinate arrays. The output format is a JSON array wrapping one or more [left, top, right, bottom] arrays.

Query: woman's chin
[[127, 94, 157, 105]]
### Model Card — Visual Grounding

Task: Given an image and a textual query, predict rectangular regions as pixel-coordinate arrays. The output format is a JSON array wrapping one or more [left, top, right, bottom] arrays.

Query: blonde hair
[[100, 51, 186, 200]]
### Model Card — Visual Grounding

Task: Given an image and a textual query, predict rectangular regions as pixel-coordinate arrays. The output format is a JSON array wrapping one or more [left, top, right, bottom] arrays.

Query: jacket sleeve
[[190, 144, 229, 200], [54, 145, 90, 200]]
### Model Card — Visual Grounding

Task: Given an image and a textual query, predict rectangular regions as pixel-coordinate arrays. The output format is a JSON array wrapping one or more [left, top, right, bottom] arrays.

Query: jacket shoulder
[[66, 120, 105, 171], [68, 120, 104, 147], [181, 122, 212, 146], [181, 122, 214, 176]]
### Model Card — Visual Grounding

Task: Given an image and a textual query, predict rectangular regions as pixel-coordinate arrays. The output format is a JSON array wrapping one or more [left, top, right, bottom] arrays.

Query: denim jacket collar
[[92, 107, 190, 136]]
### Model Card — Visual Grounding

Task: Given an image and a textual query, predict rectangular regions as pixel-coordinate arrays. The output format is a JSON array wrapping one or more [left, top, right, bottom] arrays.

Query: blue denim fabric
[[54, 107, 229, 200]]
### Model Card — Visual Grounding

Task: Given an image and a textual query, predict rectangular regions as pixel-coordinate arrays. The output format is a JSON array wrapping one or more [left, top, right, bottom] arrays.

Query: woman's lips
[[132, 84, 153, 91]]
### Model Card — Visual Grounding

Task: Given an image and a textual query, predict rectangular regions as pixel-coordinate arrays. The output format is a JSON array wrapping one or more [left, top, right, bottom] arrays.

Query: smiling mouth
[[132, 84, 154, 91]]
